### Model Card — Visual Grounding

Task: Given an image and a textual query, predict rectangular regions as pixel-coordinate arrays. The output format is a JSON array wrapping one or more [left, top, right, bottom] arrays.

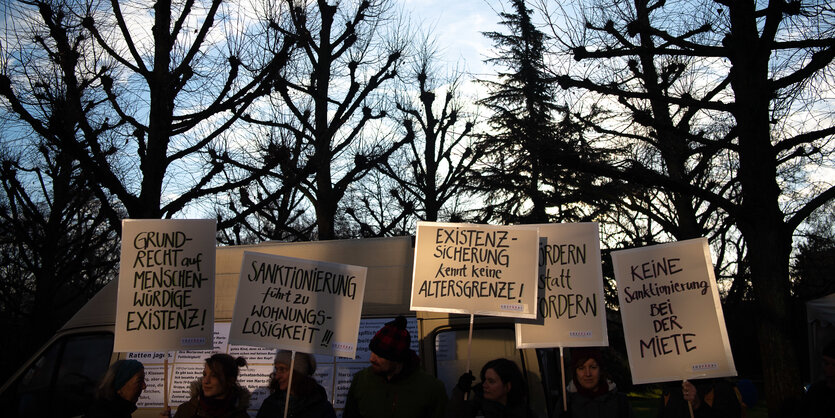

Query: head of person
[[271, 350, 317, 393], [202, 353, 247, 399], [480, 358, 526, 406], [823, 340, 835, 387], [570, 347, 607, 395], [95, 359, 146, 403], [368, 315, 414, 378]]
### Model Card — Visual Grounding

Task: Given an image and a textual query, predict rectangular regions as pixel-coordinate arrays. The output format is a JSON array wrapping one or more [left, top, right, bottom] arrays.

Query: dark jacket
[[552, 380, 632, 418], [795, 380, 835, 418], [173, 380, 251, 418], [343, 359, 447, 418], [83, 396, 138, 418], [657, 379, 741, 418], [446, 384, 536, 418], [255, 382, 336, 418]]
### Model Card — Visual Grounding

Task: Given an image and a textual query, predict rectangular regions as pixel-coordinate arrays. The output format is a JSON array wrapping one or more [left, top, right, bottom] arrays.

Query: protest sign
[[115, 219, 216, 352], [611, 238, 736, 384], [516, 223, 607, 348], [228, 252, 367, 359], [410, 221, 539, 318]]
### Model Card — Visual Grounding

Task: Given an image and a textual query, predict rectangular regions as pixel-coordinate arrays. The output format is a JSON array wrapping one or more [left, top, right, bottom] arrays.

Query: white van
[[0, 236, 558, 417]]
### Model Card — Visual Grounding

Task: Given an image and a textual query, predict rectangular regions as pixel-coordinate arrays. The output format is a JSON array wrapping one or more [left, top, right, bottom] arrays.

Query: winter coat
[[255, 382, 336, 418], [173, 380, 251, 418], [446, 384, 536, 418], [795, 380, 835, 418], [342, 364, 447, 418], [552, 380, 632, 418], [83, 396, 138, 418]]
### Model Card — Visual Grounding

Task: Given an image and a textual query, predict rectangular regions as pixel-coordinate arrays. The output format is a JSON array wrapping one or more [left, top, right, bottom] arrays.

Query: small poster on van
[[115, 219, 217, 352], [611, 238, 737, 384], [515, 222, 608, 348], [228, 252, 367, 359], [410, 221, 539, 318]]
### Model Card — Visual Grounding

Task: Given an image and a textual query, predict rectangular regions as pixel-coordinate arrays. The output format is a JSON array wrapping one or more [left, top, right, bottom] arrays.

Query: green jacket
[[343, 365, 448, 418]]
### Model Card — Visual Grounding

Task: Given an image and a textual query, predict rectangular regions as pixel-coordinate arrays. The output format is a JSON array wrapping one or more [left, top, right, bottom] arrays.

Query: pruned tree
[[379, 35, 479, 223], [0, 0, 294, 229], [540, 0, 835, 411], [233, 0, 410, 240]]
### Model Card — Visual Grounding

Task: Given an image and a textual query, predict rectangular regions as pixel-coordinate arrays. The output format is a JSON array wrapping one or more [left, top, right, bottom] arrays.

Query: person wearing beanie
[[256, 350, 336, 418], [84, 359, 146, 418], [795, 339, 835, 417], [343, 315, 447, 418], [446, 358, 536, 418], [553, 347, 634, 418], [162, 353, 251, 418]]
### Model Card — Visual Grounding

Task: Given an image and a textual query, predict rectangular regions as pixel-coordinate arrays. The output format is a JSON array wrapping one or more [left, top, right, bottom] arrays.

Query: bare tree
[[378, 36, 479, 223], [540, 0, 835, 411], [0, 0, 293, 229], [236, 0, 410, 240]]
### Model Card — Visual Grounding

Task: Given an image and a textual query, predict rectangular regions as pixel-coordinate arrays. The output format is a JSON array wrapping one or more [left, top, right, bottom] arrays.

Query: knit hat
[[369, 315, 412, 362], [274, 350, 317, 376], [113, 360, 144, 391]]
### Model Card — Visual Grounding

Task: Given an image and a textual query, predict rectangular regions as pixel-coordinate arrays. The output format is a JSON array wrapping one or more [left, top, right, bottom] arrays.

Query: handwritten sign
[[516, 223, 607, 348], [611, 238, 736, 384], [410, 222, 539, 318], [115, 219, 216, 352], [228, 252, 367, 358]]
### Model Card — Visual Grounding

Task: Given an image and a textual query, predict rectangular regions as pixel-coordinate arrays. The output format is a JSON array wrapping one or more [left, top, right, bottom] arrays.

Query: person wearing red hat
[[343, 316, 447, 418]]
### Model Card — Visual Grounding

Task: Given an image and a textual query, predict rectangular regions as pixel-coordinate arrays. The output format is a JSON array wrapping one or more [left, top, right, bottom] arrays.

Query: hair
[[95, 360, 144, 401], [205, 353, 247, 395], [480, 358, 528, 405], [570, 347, 609, 394], [268, 368, 321, 396]]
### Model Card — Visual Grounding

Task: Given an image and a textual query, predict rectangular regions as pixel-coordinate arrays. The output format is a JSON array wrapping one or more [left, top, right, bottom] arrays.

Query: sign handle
[[560, 346, 567, 411], [164, 353, 169, 409], [684, 379, 694, 418], [464, 313, 475, 401], [284, 351, 296, 418]]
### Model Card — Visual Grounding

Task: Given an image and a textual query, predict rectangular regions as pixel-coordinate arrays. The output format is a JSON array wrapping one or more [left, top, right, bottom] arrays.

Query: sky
[[401, 0, 505, 78]]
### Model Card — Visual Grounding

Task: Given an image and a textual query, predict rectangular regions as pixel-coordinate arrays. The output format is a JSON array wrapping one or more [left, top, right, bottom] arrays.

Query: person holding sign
[[343, 316, 447, 418], [657, 379, 742, 418], [446, 358, 536, 418], [84, 359, 146, 418], [162, 354, 250, 418], [794, 339, 835, 418], [552, 348, 633, 418], [256, 350, 336, 418]]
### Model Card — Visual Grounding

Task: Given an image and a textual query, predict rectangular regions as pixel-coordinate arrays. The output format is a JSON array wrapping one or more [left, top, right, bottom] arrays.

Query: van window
[[1, 332, 113, 418], [433, 327, 523, 392]]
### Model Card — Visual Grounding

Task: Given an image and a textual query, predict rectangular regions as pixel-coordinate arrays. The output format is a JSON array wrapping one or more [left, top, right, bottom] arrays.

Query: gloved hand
[[457, 371, 475, 392]]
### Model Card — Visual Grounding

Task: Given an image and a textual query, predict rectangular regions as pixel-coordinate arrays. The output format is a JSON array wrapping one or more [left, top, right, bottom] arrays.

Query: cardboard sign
[[516, 223, 608, 348], [611, 238, 736, 384], [115, 219, 216, 352], [228, 252, 367, 358], [410, 222, 539, 318]]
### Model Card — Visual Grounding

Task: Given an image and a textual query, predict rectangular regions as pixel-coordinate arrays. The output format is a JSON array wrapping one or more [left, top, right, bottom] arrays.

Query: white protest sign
[[611, 237, 736, 384], [115, 219, 216, 352], [229, 252, 367, 358], [410, 222, 539, 318], [516, 223, 608, 348]]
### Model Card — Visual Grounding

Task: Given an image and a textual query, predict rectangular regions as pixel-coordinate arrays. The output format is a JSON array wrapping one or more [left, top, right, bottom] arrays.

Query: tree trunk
[[728, 3, 802, 414]]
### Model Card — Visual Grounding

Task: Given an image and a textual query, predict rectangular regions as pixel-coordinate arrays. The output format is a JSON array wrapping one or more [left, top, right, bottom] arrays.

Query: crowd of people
[[84, 319, 835, 418]]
